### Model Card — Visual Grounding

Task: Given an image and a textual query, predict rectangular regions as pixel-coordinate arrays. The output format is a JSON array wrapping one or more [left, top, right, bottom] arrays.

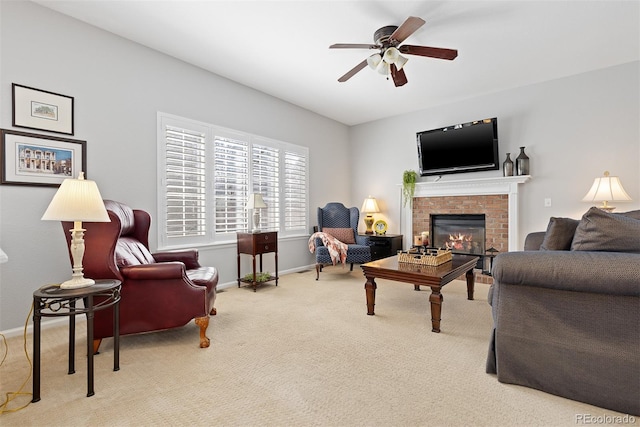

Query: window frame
[[157, 112, 309, 249]]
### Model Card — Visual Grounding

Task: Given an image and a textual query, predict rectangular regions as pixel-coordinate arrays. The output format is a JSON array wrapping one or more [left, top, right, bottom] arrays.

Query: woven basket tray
[[398, 249, 452, 266]]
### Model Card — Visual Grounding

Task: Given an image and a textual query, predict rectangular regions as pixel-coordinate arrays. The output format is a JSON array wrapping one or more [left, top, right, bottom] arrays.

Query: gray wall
[[349, 62, 640, 248], [0, 1, 349, 331]]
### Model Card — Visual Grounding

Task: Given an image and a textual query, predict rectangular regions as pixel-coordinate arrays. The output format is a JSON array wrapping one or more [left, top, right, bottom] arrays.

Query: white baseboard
[[1, 316, 72, 339]]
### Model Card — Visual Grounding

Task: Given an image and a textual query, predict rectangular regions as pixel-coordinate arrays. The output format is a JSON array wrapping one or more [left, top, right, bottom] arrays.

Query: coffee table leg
[[365, 276, 377, 315], [466, 269, 475, 300], [429, 287, 443, 333]]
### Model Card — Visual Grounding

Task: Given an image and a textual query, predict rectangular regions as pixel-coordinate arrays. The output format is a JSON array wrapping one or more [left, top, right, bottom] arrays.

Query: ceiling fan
[[330, 16, 458, 87]]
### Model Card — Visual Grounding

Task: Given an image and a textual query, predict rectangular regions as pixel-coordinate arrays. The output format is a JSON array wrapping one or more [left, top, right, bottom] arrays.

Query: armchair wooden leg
[[210, 307, 217, 315], [315, 264, 321, 280], [350, 263, 354, 271], [93, 339, 102, 355], [195, 316, 210, 348]]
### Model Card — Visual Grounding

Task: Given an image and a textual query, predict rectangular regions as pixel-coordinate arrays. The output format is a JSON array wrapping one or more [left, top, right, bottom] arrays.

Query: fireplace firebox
[[431, 214, 485, 268]]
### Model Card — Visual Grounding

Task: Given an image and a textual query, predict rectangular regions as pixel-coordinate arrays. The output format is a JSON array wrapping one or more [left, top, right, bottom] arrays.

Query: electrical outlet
[[544, 198, 552, 207]]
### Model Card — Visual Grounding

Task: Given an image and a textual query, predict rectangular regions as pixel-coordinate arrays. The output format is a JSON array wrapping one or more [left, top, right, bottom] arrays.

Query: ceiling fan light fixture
[[367, 53, 382, 70], [395, 54, 408, 70], [330, 16, 457, 85], [383, 47, 399, 64], [376, 60, 390, 75]]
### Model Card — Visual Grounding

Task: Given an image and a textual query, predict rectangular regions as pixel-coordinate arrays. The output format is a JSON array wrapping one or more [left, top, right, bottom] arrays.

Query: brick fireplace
[[400, 176, 530, 283], [414, 195, 508, 252]]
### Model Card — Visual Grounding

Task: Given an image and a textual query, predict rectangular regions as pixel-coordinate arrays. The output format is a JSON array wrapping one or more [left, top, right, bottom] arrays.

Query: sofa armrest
[[152, 249, 200, 270], [524, 232, 545, 251], [492, 251, 640, 296], [120, 262, 186, 280]]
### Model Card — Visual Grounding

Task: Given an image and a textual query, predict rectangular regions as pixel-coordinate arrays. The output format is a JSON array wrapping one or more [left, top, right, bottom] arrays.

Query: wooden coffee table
[[361, 254, 479, 333]]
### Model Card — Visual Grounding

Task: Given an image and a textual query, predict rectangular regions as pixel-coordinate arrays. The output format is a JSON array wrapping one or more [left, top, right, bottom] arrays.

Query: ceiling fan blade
[[338, 59, 368, 82], [390, 64, 408, 87], [389, 16, 425, 44], [399, 45, 458, 60], [330, 43, 380, 49]]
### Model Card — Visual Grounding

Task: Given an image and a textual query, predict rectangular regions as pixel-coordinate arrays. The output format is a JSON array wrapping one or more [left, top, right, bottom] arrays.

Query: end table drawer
[[255, 232, 277, 254], [256, 232, 277, 244]]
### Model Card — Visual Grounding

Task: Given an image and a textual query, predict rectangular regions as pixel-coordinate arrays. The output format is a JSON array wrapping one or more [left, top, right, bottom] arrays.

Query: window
[[158, 113, 309, 247], [164, 125, 207, 239], [213, 136, 249, 234]]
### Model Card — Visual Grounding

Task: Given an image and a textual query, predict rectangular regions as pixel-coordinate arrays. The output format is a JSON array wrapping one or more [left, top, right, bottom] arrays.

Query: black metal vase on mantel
[[502, 153, 514, 177], [516, 147, 530, 176]]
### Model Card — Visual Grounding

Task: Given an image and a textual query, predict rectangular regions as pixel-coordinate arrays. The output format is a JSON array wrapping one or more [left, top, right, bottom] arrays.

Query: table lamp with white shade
[[361, 196, 380, 235], [582, 171, 632, 212], [246, 193, 267, 233], [41, 172, 110, 289]]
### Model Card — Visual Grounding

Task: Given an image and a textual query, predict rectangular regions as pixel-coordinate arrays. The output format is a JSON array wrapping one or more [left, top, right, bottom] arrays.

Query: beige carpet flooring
[[1, 268, 636, 426]]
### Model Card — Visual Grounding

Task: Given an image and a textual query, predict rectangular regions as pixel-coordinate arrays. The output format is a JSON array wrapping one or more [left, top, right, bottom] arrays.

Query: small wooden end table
[[361, 255, 478, 333], [32, 279, 121, 402], [236, 231, 279, 291]]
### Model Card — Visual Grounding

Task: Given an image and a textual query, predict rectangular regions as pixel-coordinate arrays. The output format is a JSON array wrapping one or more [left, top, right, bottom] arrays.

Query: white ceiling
[[33, 0, 639, 126]]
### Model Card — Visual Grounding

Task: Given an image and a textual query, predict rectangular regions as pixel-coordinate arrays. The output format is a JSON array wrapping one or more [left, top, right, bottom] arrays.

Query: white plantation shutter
[[164, 125, 207, 238], [214, 136, 249, 233], [284, 151, 307, 231], [252, 144, 280, 231], [158, 113, 308, 246]]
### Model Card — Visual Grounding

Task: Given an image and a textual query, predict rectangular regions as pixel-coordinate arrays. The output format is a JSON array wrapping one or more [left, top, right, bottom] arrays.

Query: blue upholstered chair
[[314, 202, 371, 280]]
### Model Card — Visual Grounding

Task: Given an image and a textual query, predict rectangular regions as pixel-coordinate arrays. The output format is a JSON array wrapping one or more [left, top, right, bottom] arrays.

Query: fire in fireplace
[[431, 214, 486, 265]]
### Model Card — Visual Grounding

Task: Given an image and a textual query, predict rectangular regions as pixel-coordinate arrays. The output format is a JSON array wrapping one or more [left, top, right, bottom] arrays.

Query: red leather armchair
[[62, 200, 217, 353]]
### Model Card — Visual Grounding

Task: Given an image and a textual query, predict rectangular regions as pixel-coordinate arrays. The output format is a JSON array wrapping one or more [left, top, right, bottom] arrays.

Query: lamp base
[[60, 275, 95, 289], [598, 201, 616, 212], [364, 215, 374, 235], [251, 210, 261, 234], [62, 224, 95, 289]]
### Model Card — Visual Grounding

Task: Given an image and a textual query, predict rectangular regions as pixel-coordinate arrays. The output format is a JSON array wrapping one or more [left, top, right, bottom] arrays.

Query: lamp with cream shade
[[361, 196, 380, 235], [41, 172, 110, 289], [582, 171, 632, 212], [246, 193, 267, 233]]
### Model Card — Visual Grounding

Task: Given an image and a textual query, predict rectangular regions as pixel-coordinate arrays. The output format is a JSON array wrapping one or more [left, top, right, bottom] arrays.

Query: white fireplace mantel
[[401, 175, 531, 251]]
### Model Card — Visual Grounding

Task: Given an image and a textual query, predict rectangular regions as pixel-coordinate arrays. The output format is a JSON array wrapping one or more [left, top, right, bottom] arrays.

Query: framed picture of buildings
[[12, 84, 74, 135], [0, 129, 86, 187]]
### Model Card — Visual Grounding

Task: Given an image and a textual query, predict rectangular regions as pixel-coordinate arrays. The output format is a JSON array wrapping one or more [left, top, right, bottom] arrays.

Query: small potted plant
[[402, 170, 418, 207], [243, 272, 272, 283]]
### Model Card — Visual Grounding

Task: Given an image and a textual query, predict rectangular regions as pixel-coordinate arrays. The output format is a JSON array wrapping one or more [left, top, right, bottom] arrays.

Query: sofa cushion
[[322, 227, 356, 244], [619, 209, 640, 220], [570, 207, 640, 253], [539, 217, 580, 251]]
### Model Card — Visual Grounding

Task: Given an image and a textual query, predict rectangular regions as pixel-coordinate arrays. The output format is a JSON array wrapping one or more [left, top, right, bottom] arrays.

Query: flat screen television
[[416, 118, 499, 177]]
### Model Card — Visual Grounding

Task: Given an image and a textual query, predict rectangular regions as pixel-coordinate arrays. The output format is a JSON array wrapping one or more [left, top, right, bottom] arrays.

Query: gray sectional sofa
[[486, 207, 640, 416]]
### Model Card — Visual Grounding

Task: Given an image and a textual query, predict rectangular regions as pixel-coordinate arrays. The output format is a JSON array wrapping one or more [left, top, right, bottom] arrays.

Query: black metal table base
[[32, 280, 121, 402]]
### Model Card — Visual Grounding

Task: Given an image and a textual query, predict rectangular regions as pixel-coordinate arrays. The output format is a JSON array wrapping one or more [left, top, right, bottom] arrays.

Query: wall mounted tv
[[416, 118, 499, 177]]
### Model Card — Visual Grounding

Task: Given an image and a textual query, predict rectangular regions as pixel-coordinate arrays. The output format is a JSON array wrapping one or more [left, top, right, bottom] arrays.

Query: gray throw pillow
[[570, 207, 640, 253], [540, 217, 580, 251]]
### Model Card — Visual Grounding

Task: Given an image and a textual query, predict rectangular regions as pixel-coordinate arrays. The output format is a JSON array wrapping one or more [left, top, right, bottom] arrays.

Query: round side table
[[32, 279, 121, 402]]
